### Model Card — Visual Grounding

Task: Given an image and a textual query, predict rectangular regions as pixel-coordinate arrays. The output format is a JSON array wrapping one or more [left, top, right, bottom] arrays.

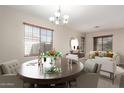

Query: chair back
[[1, 59, 20, 74], [77, 59, 102, 88], [84, 59, 101, 73]]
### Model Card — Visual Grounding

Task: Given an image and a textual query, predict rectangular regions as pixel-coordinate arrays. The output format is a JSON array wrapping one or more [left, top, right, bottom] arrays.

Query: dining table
[[18, 58, 84, 87]]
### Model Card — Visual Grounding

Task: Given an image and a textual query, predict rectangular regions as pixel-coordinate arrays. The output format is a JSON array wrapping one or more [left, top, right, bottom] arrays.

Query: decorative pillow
[[98, 52, 103, 57], [106, 52, 113, 58], [95, 51, 99, 56]]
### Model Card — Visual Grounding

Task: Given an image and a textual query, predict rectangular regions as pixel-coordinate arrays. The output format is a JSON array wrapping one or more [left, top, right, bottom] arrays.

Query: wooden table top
[[18, 58, 84, 84]]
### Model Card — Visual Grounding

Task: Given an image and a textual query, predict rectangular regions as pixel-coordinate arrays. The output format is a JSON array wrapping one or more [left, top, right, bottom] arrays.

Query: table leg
[[22, 81, 25, 88], [50, 84, 55, 87], [34, 84, 37, 88], [66, 81, 71, 88]]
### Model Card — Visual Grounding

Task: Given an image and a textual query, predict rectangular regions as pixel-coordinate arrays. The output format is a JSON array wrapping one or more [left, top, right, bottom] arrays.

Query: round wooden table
[[18, 58, 84, 87]]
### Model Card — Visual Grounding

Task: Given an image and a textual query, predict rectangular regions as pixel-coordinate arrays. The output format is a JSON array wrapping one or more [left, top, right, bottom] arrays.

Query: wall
[[0, 6, 81, 63], [86, 29, 124, 64]]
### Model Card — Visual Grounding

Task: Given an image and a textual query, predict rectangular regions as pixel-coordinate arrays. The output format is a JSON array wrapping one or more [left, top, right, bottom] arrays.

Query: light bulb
[[55, 20, 59, 25], [63, 19, 68, 24], [63, 15, 69, 19], [54, 11, 60, 17], [49, 17, 55, 22]]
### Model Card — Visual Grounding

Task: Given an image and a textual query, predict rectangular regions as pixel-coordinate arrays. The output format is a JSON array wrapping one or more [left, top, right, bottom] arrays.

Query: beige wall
[[86, 29, 124, 64], [0, 7, 82, 63], [1, 6, 124, 64]]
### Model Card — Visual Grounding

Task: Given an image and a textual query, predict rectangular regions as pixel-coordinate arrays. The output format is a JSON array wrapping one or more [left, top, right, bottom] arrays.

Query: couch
[[87, 51, 120, 83], [89, 51, 120, 65], [0, 59, 23, 88]]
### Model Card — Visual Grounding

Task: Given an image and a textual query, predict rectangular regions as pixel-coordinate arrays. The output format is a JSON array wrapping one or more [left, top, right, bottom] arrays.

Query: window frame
[[93, 35, 113, 51], [23, 22, 54, 57]]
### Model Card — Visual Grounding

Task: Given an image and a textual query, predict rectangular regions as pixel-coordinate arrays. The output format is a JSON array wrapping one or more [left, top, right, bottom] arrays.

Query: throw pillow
[[107, 52, 113, 58], [98, 51, 104, 57], [95, 51, 99, 56]]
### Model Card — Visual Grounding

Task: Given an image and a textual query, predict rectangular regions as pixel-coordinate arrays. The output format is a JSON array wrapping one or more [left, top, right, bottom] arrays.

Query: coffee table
[[18, 58, 84, 87]]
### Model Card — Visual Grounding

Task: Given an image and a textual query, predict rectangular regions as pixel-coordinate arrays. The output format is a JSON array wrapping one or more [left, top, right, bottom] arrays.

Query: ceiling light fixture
[[49, 6, 69, 25]]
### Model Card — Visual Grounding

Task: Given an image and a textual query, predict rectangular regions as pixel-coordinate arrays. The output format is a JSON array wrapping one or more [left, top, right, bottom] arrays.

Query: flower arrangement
[[38, 50, 62, 62], [45, 50, 62, 57], [38, 50, 62, 73]]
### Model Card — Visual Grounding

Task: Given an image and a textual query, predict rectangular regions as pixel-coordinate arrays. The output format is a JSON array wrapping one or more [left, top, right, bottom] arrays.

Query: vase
[[49, 57, 55, 66], [55, 57, 61, 68]]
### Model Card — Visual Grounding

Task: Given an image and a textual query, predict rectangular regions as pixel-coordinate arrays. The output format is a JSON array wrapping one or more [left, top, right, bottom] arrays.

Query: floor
[[65, 74, 121, 88], [94, 66, 124, 88], [97, 75, 121, 88], [74, 66, 124, 88]]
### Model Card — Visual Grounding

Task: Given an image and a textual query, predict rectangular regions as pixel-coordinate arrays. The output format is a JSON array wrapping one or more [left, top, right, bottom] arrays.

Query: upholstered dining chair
[[76, 60, 102, 88]]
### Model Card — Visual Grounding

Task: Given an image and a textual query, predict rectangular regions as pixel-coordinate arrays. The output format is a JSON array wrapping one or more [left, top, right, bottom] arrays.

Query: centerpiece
[[38, 50, 62, 73], [46, 50, 62, 63]]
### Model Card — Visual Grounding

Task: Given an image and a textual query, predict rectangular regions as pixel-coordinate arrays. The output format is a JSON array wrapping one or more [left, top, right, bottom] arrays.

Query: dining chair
[[76, 60, 102, 88]]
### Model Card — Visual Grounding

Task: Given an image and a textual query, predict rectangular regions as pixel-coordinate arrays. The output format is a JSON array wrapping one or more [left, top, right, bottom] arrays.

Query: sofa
[[87, 51, 120, 83], [89, 51, 120, 65], [0, 59, 23, 88]]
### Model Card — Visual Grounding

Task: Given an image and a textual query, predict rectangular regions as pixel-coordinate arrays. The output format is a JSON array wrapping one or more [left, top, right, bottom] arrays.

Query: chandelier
[[49, 6, 69, 25]]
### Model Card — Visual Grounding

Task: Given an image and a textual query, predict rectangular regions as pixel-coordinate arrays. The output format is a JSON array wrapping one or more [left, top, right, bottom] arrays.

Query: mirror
[[70, 37, 79, 51]]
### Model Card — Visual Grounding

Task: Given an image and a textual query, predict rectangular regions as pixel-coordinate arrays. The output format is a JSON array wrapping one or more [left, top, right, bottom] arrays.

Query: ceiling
[[5, 5, 124, 32]]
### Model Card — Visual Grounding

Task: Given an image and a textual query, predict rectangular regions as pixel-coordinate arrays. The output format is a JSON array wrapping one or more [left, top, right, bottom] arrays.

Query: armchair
[[0, 59, 23, 88], [0, 74, 23, 88]]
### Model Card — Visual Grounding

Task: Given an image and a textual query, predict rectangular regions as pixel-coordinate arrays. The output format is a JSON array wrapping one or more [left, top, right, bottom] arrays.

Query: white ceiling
[[5, 5, 124, 32]]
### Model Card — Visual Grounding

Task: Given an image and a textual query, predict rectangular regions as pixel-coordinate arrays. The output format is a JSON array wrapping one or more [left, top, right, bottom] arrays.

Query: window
[[81, 37, 85, 52], [94, 35, 112, 51], [24, 23, 53, 56]]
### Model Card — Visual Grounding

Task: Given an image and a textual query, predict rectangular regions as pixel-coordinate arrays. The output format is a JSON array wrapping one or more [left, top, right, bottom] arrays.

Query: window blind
[[24, 23, 53, 56]]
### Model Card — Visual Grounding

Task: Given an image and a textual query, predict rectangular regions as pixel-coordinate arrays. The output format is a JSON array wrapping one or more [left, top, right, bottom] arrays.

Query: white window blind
[[94, 35, 112, 51], [24, 23, 53, 56]]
